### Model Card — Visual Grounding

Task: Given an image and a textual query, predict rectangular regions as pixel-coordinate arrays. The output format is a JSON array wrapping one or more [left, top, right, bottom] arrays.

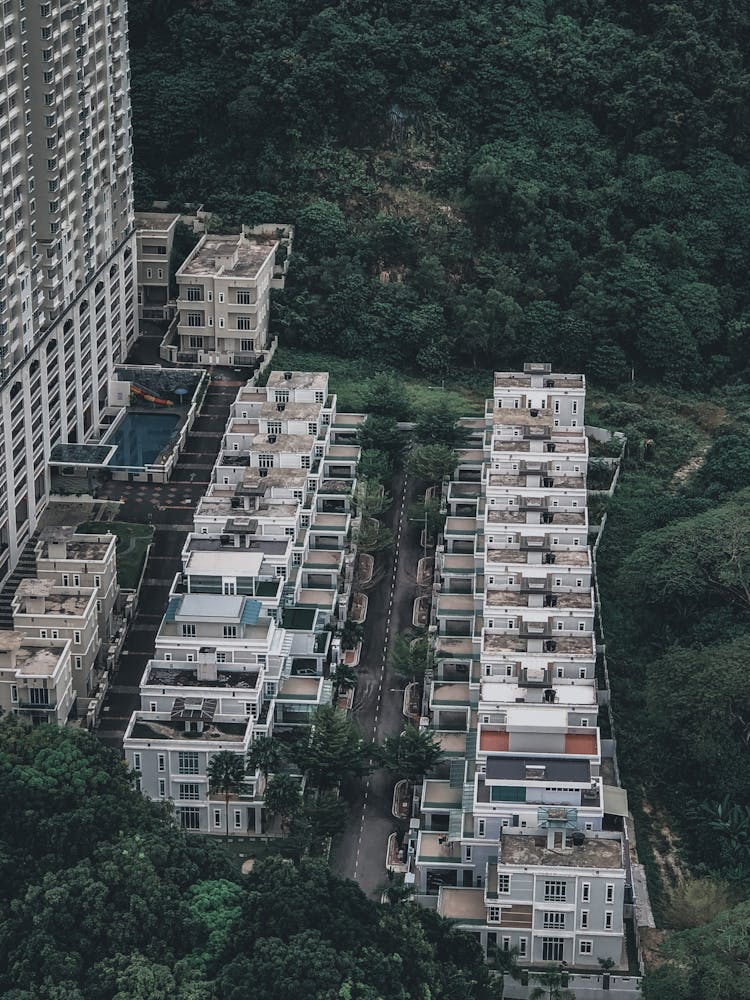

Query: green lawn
[[266, 346, 488, 416], [202, 835, 292, 870], [76, 521, 154, 590]]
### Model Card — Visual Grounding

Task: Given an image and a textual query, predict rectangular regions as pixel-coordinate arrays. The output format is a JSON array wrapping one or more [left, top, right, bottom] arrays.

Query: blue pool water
[[108, 412, 181, 468]]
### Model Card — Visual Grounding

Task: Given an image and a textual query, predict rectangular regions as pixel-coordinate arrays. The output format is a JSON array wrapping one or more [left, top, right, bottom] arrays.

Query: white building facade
[[414, 365, 632, 971], [124, 371, 363, 836], [0, 0, 137, 580]]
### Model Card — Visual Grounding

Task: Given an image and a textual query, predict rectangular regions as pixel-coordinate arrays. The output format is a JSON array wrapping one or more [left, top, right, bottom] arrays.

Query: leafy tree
[[355, 518, 394, 553], [288, 790, 350, 856], [409, 495, 446, 541], [616, 493, 750, 634], [362, 372, 410, 419], [694, 433, 750, 498], [263, 773, 303, 832], [357, 416, 404, 463], [355, 479, 393, 518], [0, 722, 503, 998], [644, 899, 750, 1000], [245, 737, 286, 780], [358, 448, 392, 485], [644, 637, 750, 804], [207, 751, 246, 841], [340, 619, 363, 651], [407, 444, 457, 484], [529, 968, 576, 1000], [390, 633, 432, 683], [413, 401, 468, 447], [293, 705, 373, 789], [380, 726, 443, 783], [488, 943, 521, 996]]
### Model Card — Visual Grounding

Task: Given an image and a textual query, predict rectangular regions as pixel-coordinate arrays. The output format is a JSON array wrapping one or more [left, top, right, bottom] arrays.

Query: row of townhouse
[[0, 529, 118, 724], [123, 370, 363, 836], [412, 364, 633, 971]]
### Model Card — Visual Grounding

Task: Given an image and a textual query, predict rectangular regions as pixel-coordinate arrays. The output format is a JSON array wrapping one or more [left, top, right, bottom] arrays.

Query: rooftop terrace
[[144, 664, 260, 690], [499, 831, 623, 870], [266, 371, 329, 390], [128, 716, 250, 742], [179, 234, 277, 279]]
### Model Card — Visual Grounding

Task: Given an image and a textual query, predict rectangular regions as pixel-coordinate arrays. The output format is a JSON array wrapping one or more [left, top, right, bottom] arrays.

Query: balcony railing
[[18, 699, 56, 710]]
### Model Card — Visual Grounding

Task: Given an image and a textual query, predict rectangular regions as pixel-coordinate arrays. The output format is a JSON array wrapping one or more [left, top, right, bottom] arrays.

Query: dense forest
[[0, 721, 498, 999], [129, 0, 750, 386], [588, 387, 750, 998]]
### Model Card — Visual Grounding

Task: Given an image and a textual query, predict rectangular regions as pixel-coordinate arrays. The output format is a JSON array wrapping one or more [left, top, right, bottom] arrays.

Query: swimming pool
[[107, 411, 181, 469]]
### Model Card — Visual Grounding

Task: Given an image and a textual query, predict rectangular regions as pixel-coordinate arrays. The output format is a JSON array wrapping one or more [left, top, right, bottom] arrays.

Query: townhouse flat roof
[[480, 681, 596, 706], [187, 537, 288, 556], [260, 400, 322, 420], [242, 467, 309, 489], [184, 550, 264, 577], [179, 234, 277, 279], [438, 887, 487, 921], [128, 717, 249, 741], [277, 676, 320, 699], [14, 642, 67, 676], [13, 581, 94, 617], [500, 833, 622, 869], [39, 536, 113, 561], [229, 433, 314, 454], [486, 756, 591, 782], [144, 664, 260, 689], [266, 371, 329, 390], [494, 370, 584, 388], [168, 593, 263, 624], [484, 635, 592, 655], [479, 728, 598, 756], [135, 212, 180, 231]]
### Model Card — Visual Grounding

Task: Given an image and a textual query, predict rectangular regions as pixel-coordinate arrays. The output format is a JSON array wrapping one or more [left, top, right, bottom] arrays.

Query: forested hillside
[[129, 0, 750, 386], [0, 721, 495, 998]]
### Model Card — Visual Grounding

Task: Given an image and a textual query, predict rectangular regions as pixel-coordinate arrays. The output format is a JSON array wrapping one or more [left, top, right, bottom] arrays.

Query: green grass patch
[[266, 346, 487, 416], [76, 520, 154, 590]]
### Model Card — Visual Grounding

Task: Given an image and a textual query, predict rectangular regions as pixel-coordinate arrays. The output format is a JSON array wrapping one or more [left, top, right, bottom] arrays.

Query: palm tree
[[488, 944, 521, 998], [529, 967, 576, 1000], [246, 736, 285, 780], [383, 880, 414, 905], [207, 750, 246, 840], [340, 619, 364, 650], [597, 956, 615, 987], [333, 661, 357, 693], [263, 772, 302, 833]]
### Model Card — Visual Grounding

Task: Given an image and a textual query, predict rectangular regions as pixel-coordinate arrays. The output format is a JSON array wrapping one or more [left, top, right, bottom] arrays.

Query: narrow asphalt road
[[96, 372, 243, 749], [333, 465, 425, 897]]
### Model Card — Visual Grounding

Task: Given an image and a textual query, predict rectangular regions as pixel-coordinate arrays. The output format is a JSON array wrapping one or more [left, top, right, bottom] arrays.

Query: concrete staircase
[[0, 532, 40, 630]]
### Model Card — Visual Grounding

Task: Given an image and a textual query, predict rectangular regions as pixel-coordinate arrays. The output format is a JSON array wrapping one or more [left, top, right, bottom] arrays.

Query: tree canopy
[[129, 0, 750, 386], [0, 719, 498, 998]]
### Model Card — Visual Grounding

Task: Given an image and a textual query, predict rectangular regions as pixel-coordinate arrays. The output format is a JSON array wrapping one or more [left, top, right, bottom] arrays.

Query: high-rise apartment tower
[[0, 0, 137, 578]]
